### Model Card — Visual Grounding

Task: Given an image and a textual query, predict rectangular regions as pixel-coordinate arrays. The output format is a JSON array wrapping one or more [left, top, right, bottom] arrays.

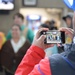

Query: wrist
[[30, 45, 45, 58]]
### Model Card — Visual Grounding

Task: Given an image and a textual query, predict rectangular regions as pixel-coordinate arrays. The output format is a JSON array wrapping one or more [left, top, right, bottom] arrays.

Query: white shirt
[[11, 36, 26, 53]]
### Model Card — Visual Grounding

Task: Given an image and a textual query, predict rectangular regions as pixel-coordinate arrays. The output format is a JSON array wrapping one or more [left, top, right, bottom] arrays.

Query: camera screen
[[46, 31, 61, 43]]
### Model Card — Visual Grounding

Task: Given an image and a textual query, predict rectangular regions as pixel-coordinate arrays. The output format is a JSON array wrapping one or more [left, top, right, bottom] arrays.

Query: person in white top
[[11, 24, 26, 53], [0, 24, 31, 75]]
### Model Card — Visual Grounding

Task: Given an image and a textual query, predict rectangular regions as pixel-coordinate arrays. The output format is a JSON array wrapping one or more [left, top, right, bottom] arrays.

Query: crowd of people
[[0, 13, 34, 75], [0, 12, 74, 75]]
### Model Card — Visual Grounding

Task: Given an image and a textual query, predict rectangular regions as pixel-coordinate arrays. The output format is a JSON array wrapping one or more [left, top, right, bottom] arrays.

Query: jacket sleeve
[[15, 45, 51, 75]]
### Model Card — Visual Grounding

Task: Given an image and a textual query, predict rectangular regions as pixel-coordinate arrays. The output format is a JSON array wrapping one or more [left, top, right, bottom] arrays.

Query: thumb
[[38, 35, 46, 41]]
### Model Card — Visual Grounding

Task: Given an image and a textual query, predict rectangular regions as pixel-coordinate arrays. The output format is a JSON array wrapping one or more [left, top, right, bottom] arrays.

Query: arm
[[15, 45, 45, 75], [29, 57, 51, 75], [15, 45, 51, 75], [15, 28, 53, 75]]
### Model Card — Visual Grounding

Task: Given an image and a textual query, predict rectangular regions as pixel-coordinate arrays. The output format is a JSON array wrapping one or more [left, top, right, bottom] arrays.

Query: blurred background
[[0, 0, 73, 34]]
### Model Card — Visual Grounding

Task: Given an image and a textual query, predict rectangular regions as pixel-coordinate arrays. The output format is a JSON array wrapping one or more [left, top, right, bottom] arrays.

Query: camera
[[40, 30, 65, 44]]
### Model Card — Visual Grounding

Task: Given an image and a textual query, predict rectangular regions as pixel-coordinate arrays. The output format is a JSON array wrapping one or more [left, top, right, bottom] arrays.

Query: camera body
[[40, 30, 65, 44]]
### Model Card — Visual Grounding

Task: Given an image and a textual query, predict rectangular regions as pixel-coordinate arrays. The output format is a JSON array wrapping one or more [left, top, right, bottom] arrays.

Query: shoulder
[[24, 40, 31, 47], [5, 40, 11, 44], [21, 36, 31, 46], [39, 57, 50, 68], [49, 54, 65, 67], [49, 54, 61, 62], [1, 40, 11, 52], [29, 57, 51, 75], [2, 40, 11, 47]]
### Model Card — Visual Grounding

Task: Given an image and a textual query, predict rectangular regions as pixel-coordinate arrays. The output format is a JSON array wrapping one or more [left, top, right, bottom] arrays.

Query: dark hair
[[49, 20, 57, 30], [62, 15, 72, 21], [13, 13, 24, 20], [40, 24, 58, 30], [50, 20, 55, 25], [12, 24, 22, 31], [40, 24, 49, 29]]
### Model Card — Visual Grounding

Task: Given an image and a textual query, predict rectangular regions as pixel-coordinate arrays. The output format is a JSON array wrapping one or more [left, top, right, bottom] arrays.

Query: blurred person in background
[[62, 14, 73, 44], [62, 14, 73, 29], [45, 20, 56, 29], [0, 24, 31, 75], [44, 20, 51, 27], [6, 13, 34, 43], [0, 32, 6, 72], [39, 24, 64, 57]]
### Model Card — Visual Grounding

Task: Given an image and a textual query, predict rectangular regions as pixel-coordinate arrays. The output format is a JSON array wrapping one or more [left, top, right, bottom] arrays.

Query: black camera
[[40, 30, 65, 44]]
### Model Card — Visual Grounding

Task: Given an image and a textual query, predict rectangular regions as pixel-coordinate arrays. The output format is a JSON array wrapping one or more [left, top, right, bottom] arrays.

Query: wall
[[0, 0, 71, 34], [0, 0, 20, 34], [20, 8, 52, 22], [20, 8, 61, 28]]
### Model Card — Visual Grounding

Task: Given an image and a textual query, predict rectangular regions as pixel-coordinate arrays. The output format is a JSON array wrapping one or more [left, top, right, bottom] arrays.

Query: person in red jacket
[[15, 26, 74, 75]]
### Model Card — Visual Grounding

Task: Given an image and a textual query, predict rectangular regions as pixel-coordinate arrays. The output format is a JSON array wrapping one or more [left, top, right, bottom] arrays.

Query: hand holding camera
[[60, 27, 74, 39], [32, 28, 54, 50], [32, 28, 74, 50]]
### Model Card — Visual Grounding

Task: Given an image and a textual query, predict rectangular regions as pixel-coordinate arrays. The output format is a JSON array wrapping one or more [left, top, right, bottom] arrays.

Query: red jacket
[[15, 45, 52, 75]]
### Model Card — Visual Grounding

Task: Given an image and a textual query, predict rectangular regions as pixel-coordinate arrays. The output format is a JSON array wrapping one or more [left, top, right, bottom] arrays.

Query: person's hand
[[60, 27, 74, 39], [32, 28, 54, 50]]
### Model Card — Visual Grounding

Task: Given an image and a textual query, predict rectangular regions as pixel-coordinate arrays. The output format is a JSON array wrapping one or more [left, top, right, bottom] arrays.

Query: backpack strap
[[49, 54, 75, 75], [62, 56, 75, 70]]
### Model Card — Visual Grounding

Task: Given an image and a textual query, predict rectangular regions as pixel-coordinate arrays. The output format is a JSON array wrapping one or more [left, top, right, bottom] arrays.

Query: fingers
[[59, 27, 74, 39], [38, 35, 54, 47], [60, 27, 73, 32], [68, 28, 74, 32], [38, 35, 46, 41], [59, 27, 68, 32], [59, 28, 68, 34], [35, 28, 49, 39], [59, 28, 73, 34]]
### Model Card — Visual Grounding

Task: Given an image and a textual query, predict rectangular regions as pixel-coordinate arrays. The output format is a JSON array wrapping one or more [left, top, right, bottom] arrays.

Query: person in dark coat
[[0, 24, 31, 75]]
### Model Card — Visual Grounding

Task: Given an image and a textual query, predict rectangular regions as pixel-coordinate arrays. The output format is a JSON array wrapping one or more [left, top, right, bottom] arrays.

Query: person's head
[[49, 20, 56, 30], [39, 23, 58, 30], [44, 21, 50, 27], [11, 24, 22, 39], [62, 15, 72, 28], [50, 26, 58, 30], [13, 13, 24, 26]]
